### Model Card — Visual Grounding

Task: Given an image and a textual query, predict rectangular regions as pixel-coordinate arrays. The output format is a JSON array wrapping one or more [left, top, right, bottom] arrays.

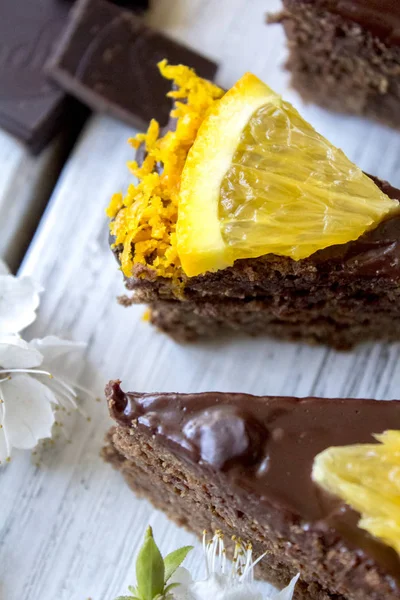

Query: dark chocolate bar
[[0, 0, 76, 152], [46, 0, 218, 129]]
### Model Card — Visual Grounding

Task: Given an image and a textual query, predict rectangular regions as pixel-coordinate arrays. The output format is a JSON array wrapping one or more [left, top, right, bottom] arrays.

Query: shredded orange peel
[[107, 60, 223, 278]]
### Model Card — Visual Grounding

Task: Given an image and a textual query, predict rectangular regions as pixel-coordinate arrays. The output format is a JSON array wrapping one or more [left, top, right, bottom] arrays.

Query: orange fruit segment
[[313, 431, 400, 554], [177, 73, 399, 277]]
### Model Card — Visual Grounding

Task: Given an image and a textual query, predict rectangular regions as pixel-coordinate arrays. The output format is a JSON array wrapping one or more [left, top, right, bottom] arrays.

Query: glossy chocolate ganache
[[107, 382, 400, 583]]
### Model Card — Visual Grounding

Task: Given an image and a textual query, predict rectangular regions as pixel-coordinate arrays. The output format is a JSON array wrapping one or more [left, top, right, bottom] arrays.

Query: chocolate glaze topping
[[107, 382, 400, 581], [314, 216, 400, 279], [309, 0, 400, 45]]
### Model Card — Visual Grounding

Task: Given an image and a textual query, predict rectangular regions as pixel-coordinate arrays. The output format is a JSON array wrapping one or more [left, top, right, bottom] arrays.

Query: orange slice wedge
[[177, 73, 399, 277]]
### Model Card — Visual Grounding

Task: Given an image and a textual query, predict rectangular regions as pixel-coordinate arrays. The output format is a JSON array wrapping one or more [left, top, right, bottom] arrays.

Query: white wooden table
[[2, 1, 400, 599], [0, 131, 70, 273]]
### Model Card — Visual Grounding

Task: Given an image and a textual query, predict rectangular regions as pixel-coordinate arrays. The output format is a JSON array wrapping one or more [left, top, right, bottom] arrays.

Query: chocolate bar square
[[46, 0, 218, 129], [0, 0, 75, 152]]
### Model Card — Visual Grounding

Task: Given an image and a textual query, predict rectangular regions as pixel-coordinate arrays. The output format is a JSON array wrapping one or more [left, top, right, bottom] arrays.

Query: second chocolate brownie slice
[[104, 382, 400, 600], [270, 0, 400, 129]]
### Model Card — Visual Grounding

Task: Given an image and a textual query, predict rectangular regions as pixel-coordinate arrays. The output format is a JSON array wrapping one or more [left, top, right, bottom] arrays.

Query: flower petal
[[0, 275, 43, 335], [179, 574, 263, 600], [274, 574, 300, 600], [169, 567, 193, 586], [0, 336, 43, 369], [29, 336, 86, 379], [0, 374, 56, 450]]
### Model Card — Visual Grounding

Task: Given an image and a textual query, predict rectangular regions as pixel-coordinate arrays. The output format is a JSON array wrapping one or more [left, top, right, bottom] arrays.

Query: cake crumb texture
[[275, 0, 400, 128]]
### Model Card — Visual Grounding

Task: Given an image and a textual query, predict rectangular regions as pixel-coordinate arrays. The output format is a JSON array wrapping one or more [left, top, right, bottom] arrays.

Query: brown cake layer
[[141, 297, 400, 347], [271, 0, 400, 128], [104, 383, 400, 600], [116, 177, 400, 348]]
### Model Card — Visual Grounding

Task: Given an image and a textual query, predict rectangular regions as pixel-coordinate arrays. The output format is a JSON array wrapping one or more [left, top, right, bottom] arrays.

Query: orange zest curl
[[107, 60, 223, 278]]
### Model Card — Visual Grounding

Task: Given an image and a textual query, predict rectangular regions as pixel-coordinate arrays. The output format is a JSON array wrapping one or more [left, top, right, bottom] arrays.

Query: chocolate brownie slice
[[270, 0, 400, 128], [118, 177, 400, 348], [109, 66, 400, 348], [104, 382, 400, 600]]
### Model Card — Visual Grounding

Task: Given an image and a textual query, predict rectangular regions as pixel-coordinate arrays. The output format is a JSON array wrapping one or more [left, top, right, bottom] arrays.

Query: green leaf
[[128, 587, 138, 595], [136, 526, 165, 600], [114, 596, 136, 600], [163, 545, 193, 582]]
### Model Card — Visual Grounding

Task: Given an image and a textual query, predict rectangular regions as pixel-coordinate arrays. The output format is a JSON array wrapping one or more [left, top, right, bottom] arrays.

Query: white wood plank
[[0, 130, 69, 273], [3, 1, 400, 599]]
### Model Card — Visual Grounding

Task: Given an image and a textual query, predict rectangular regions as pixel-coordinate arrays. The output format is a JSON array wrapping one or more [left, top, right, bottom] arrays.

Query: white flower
[[0, 265, 91, 465], [0, 335, 87, 465], [170, 533, 299, 600], [0, 263, 43, 335]]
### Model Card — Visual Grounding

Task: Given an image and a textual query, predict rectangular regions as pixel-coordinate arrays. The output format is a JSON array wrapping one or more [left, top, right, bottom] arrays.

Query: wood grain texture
[[0, 130, 70, 273], [3, 0, 400, 598]]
